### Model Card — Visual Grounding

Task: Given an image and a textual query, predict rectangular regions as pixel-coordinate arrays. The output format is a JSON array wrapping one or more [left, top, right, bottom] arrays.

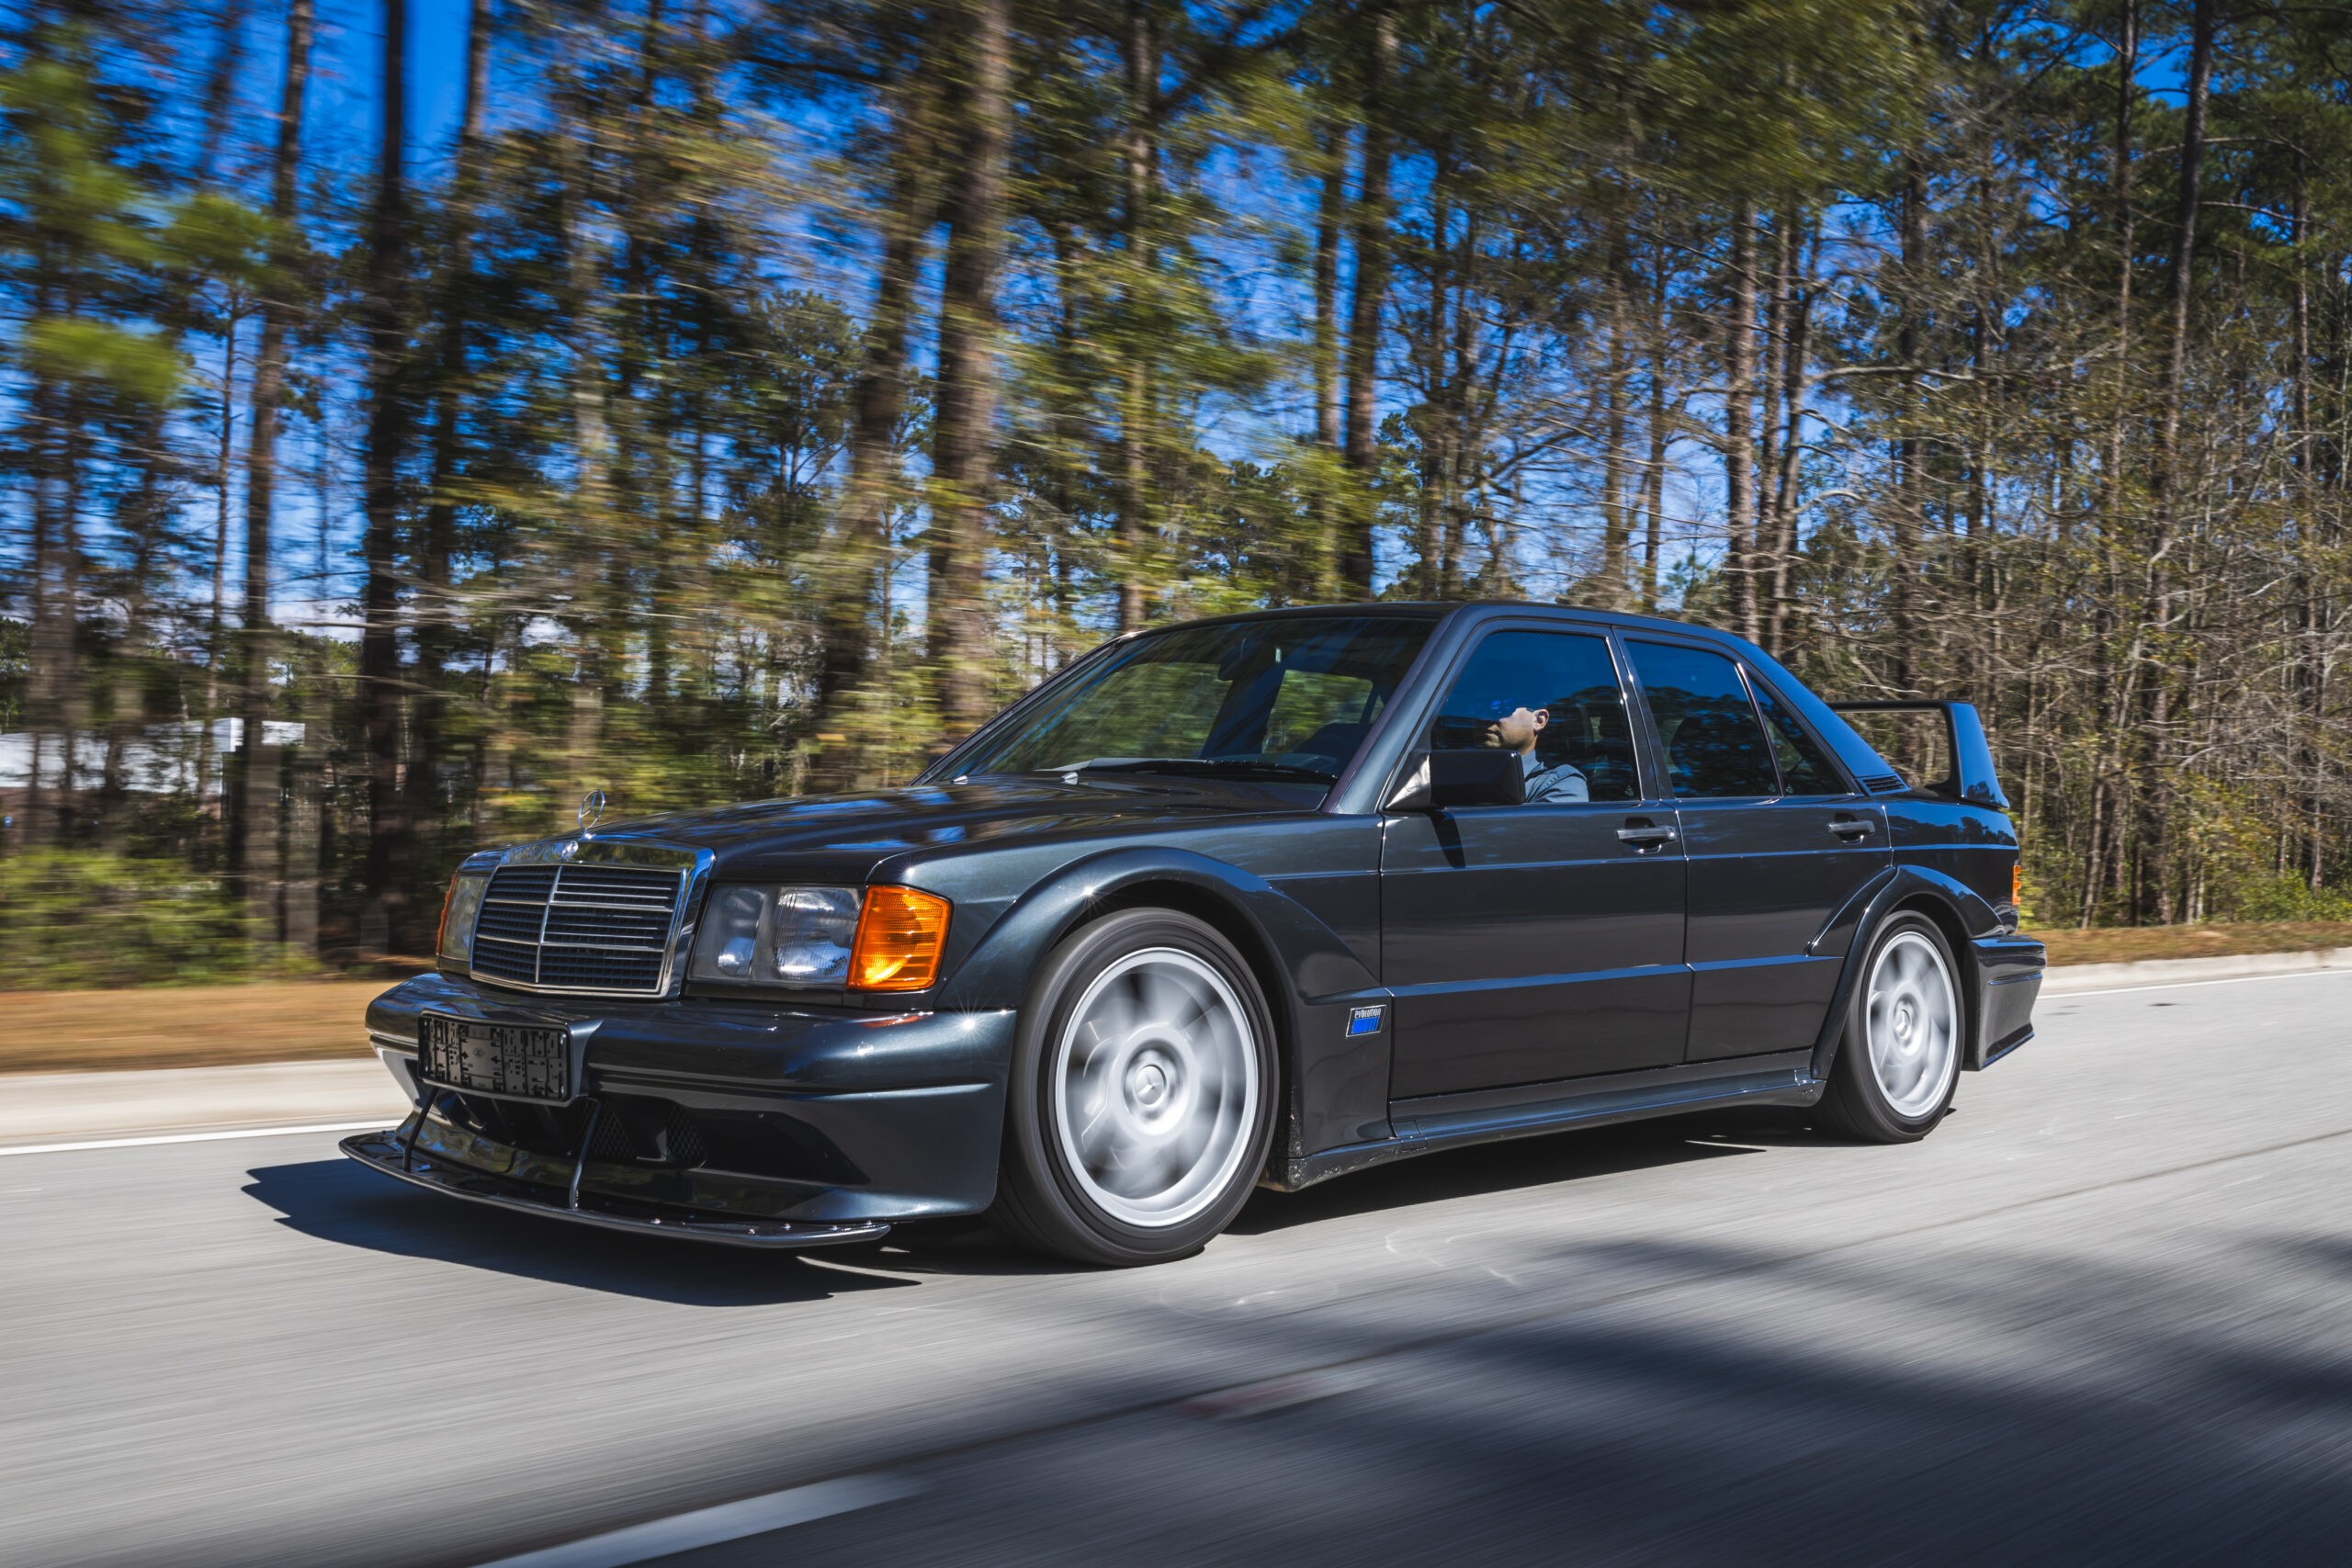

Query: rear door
[[1622, 639, 1891, 1062], [1382, 626, 1690, 1100]]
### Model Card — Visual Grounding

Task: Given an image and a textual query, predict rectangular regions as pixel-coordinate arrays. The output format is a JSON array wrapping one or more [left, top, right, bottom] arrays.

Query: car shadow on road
[[243, 1157, 920, 1305], [1228, 1113, 1795, 1236], [826, 1118, 1802, 1277], [243, 1111, 1826, 1293]]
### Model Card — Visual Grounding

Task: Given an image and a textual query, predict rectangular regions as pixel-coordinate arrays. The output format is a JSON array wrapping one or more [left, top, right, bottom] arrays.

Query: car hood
[[556, 775, 1325, 882]]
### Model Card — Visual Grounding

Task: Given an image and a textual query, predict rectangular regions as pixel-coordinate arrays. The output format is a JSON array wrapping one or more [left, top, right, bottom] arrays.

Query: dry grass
[[0, 980, 388, 1076], [2027, 921, 2352, 967], [9, 922, 2352, 1075]]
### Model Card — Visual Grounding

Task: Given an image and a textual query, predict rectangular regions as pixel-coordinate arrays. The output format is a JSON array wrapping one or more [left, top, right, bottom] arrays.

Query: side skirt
[[1265, 1051, 1822, 1192]]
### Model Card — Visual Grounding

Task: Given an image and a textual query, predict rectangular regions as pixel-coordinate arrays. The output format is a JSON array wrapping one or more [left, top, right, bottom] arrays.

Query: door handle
[[1616, 823, 1679, 845], [1829, 817, 1875, 838]]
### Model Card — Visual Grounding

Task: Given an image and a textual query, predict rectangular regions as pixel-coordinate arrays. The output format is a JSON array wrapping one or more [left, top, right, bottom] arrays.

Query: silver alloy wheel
[[1865, 929, 1959, 1118], [1051, 946, 1261, 1229]]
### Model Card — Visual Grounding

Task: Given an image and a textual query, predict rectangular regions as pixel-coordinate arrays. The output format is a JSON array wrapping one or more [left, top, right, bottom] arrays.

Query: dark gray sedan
[[347, 603, 2044, 1265]]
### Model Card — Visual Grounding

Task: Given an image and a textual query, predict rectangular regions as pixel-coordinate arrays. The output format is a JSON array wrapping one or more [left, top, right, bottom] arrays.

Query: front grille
[[469, 861, 685, 996]]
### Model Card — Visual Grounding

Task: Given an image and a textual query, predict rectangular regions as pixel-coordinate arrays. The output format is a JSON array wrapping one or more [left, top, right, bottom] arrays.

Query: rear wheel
[[989, 908, 1277, 1266], [1814, 913, 1962, 1143]]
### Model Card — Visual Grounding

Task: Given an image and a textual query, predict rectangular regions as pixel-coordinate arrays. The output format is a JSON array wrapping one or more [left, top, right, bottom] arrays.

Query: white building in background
[[0, 721, 307, 799]]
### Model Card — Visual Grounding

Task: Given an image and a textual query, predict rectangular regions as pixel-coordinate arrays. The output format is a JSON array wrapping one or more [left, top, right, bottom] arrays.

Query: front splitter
[[340, 1129, 892, 1250]]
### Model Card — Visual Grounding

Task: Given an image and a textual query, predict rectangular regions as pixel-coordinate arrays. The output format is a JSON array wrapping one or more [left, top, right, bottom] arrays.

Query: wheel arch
[[936, 847, 1383, 1170], [1809, 867, 2000, 1084]]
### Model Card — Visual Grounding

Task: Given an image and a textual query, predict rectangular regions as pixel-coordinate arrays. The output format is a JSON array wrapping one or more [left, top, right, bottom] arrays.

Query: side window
[[1425, 630, 1638, 804], [1626, 642, 1781, 798], [1750, 681, 1849, 796]]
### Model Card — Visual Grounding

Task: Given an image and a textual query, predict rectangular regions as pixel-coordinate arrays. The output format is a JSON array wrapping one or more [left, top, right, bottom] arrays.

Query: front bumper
[[350, 974, 1016, 1236]]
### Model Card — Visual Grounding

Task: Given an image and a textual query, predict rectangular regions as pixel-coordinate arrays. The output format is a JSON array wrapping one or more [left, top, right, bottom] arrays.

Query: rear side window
[[1750, 682, 1849, 796], [1426, 629, 1639, 803], [1627, 642, 1780, 798]]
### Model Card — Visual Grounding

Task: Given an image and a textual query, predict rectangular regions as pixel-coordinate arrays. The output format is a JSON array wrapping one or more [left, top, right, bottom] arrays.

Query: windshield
[[952, 615, 1433, 784]]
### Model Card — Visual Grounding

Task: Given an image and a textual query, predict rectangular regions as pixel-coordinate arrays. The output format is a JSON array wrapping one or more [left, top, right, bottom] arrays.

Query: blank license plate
[[418, 1014, 572, 1103]]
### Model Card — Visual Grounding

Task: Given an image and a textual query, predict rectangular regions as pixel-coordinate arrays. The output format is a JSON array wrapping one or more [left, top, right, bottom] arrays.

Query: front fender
[[934, 846, 1391, 1163], [1806, 864, 2016, 1082]]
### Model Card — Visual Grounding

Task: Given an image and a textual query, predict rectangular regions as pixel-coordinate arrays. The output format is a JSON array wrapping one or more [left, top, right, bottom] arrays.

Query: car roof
[[1163, 600, 1754, 650]]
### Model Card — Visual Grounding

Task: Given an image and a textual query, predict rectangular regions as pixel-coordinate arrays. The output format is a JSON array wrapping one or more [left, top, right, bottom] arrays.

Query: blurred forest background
[[4, 0, 2352, 985]]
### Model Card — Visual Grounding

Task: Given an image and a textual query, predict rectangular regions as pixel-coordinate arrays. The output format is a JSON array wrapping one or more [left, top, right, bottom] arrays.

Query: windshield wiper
[[1057, 757, 1338, 784]]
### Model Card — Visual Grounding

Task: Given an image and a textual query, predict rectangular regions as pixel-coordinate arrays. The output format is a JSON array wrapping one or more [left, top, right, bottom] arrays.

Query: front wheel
[[1814, 913, 1962, 1143], [989, 908, 1278, 1266]]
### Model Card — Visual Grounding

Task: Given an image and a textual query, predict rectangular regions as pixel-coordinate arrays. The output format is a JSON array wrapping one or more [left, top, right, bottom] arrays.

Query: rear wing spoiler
[[1825, 701, 2008, 810]]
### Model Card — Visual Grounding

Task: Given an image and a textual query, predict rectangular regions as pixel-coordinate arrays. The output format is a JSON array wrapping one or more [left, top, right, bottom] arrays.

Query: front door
[[1622, 639, 1893, 1061], [1383, 627, 1690, 1100]]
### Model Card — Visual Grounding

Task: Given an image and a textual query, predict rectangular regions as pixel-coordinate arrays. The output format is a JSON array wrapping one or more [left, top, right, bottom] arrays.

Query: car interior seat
[[1286, 720, 1374, 771], [1661, 708, 1773, 796], [1537, 689, 1637, 801]]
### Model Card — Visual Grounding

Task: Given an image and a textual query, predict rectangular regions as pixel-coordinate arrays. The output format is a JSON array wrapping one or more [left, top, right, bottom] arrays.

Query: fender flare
[[934, 846, 1384, 1163], [1806, 865, 2003, 1083]]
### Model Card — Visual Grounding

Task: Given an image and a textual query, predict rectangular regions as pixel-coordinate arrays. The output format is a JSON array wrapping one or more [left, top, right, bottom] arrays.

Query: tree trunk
[[2291, 164, 2324, 887], [1339, 6, 1394, 596], [198, 315, 238, 861], [1416, 167, 1451, 599], [1755, 209, 1791, 650], [1312, 114, 1344, 455], [2083, 0, 2136, 928], [926, 0, 1012, 737], [1599, 212, 1630, 606], [1766, 206, 1810, 658], [814, 59, 933, 789], [23, 350, 71, 848], [359, 0, 413, 952], [1892, 164, 1926, 694], [1643, 246, 1668, 612], [403, 0, 490, 897], [2135, 0, 2212, 923], [1724, 198, 1758, 639], [1115, 0, 1157, 632], [227, 0, 313, 931], [1443, 209, 1480, 598]]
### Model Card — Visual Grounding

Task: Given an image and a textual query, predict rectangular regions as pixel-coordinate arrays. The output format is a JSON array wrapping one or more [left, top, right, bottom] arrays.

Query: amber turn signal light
[[2011, 860, 2023, 906], [851, 886, 951, 991]]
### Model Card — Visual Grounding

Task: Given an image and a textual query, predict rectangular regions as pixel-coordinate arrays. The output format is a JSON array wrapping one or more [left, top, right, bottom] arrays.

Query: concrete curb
[[2038, 945, 2352, 995], [5, 949, 2351, 1147]]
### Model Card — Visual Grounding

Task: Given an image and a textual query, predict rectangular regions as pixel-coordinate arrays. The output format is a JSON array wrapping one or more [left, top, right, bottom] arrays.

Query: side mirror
[[1386, 749, 1527, 812]]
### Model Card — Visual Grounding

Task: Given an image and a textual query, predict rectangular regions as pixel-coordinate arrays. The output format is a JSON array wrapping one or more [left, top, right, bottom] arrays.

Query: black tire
[[988, 908, 1279, 1267], [1813, 912, 1963, 1144]]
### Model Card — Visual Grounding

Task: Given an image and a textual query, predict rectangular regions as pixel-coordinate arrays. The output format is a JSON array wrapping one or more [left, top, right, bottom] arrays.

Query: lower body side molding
[[1266, 1053, 1822, 1192]]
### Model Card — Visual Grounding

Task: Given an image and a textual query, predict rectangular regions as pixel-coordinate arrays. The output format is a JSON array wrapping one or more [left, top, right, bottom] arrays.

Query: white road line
[[2046, 964, 2352, 1000], [0, 1120, 390, 1158], [469, 1474, 922, 1568]]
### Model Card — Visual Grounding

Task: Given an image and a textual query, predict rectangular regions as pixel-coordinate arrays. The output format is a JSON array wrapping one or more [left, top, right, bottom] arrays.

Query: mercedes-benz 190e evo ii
[[346, 604, 2043, 1266]]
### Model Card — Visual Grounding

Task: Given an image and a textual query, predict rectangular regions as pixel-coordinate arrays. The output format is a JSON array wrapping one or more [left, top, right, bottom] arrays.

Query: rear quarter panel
[[1882, 795, 2020, 926]]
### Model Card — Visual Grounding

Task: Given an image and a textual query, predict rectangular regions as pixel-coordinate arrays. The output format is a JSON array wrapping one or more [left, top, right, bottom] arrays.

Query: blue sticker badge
[[1347, 1005, 1385, 1037]]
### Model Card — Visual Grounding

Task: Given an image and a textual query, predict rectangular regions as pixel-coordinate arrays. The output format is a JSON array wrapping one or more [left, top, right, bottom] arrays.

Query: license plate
[[418, 1014, 573, 1103]]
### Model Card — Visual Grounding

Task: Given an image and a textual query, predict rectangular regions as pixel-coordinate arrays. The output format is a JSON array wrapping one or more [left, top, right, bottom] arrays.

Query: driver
[[1487, 701, 1589, 804]]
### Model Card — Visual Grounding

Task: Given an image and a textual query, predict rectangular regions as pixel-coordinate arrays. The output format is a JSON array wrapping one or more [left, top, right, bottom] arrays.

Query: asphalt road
[[6, 970, 2351, 1568]]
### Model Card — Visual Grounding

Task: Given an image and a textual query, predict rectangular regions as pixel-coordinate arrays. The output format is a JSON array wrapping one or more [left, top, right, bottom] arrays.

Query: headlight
[[689, 884, 952, 990], [437, 872, 491, 965], [691, 884, 862, 985]]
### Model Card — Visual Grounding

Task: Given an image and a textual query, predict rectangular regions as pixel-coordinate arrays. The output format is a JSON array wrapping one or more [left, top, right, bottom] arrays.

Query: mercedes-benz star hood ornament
[[578, 788, 607, 833]]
